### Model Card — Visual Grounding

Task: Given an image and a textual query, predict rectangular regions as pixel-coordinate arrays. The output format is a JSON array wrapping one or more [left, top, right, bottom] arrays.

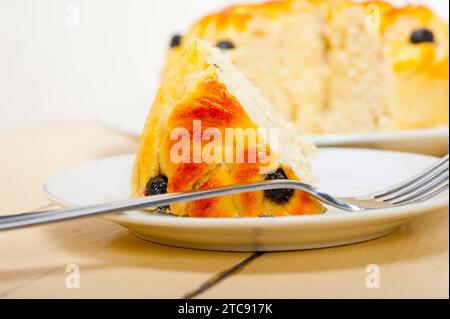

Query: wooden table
[[0, 121, 448, 299]]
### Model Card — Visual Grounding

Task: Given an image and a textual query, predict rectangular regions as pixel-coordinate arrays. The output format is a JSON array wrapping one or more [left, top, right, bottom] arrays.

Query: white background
[[0, 0, 448, 131]]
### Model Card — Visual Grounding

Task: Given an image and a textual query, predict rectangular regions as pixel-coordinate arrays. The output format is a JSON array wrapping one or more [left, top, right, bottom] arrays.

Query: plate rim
[[307, 126, 449, 145]]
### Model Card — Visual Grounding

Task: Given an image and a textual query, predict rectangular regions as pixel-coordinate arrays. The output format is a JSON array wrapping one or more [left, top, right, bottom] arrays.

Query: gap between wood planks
[[183, 252, 265, 299], [2, 204, 264, 299]]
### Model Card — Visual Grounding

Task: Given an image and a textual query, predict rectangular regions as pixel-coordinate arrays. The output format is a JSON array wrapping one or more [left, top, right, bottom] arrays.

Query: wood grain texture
[[0, 121, 137, 212], [0, 121, 448, 298], [0, 121, 250, 298], [1, 222, 250, 298], [200, 209, 449, 299]]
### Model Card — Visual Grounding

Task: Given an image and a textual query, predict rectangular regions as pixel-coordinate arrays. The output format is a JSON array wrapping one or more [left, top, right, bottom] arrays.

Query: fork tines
[[373, 154, 449, 206]]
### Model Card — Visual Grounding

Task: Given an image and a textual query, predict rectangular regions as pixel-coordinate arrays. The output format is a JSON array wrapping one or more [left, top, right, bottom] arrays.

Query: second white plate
[[97, 105, 449, 156]]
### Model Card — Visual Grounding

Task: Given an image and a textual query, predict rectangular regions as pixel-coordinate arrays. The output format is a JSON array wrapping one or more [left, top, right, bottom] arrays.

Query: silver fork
[[0, 155, 448, 231]]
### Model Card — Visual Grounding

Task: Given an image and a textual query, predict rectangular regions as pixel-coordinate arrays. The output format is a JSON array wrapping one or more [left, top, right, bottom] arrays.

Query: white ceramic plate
[[43, 148, 448, 252], [97, 105, 449, 156]]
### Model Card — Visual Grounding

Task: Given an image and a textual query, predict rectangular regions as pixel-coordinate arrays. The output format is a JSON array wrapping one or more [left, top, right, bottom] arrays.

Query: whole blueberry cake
[[164, 0, 449, 134]]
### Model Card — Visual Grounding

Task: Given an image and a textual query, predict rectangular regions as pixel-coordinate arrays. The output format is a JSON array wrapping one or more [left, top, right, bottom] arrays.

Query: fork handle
[[1, 181, 353, 230]]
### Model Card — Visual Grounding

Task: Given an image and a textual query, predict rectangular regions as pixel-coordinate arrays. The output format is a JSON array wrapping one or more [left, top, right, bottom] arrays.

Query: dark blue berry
[[170, 34, 182, 48], [410, 28, 434, 44], [145, 176, 168, 196], [216, 40, 235, 50], [265, 169, 294, 205]]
